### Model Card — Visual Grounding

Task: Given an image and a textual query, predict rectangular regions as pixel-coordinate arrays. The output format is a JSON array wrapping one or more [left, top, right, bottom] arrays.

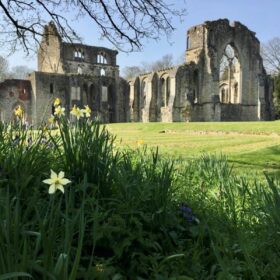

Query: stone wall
[[0, 20, 274, 125], [128, 19, 274, 123], [0, 79, 32, 123]]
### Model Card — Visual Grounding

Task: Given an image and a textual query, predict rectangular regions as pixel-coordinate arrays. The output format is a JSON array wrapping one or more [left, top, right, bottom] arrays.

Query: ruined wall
[[183, 19, 273, 121], [61, 43, 119, 77], [0, 79, 32, 123], [0, 20, 274, 125], [118, 77, 130, 122], [29, 72, 69, 125], [38, 22, 64, 74], [126, 19, 273, 123], [220, 104, 259, 121]]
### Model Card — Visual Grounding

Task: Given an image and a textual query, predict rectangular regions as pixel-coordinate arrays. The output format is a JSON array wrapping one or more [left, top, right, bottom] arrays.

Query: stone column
[[142, 80, 152, 123], [128, 82, 135, 122]]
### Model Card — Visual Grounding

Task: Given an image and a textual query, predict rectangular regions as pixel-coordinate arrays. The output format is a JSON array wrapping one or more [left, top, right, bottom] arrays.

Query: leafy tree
[[0, 0, 185, 53]]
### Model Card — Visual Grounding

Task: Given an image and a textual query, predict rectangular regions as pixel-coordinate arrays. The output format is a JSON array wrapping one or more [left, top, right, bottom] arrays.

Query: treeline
[[0, 55, 34, 82]]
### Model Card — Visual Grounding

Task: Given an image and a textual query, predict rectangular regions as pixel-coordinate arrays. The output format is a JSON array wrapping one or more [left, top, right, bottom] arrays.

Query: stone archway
[[219, 43, 241, 104], [132, 78, 140, 121], [89, 83, 100, 116], [108, 84, 115, 123], [149, 73, 158, 122], [82, 83, 88, 106]]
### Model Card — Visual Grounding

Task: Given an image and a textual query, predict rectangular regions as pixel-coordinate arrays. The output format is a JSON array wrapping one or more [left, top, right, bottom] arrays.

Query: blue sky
[[7, 0, 280, 73]]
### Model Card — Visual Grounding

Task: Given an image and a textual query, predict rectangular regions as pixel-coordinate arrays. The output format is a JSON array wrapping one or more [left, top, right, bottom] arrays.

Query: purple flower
[[180, 204, 192, 213], [180, 203, 197, 223]]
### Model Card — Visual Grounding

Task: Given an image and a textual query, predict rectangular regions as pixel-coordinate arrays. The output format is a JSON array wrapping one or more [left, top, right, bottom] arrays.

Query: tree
[[122, 54, 175, 78], [122, 66, 143, 80], [262, 38, 280, 118], [0, 56, 9, 82], [10, 65, 33, 80], [150, 54, 174, 71], [261, 37, 280, 74], [272, 74, 280, 119], [122, 53, 184, 78], [0, 0, 186, 53]]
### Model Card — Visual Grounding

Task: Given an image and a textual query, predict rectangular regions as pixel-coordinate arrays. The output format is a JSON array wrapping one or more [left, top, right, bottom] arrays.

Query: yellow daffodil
[[137, 139, 144, 146], [82, 105, 91, 118], [48, 114, 55, 124], [43, 170, 71, 194], [70, 105, 84, 120], [70, 104, 78, 115], [54, 106, 65, 117], [53, 97, 61, 107], [14, 105, 24, 118], [95, 263, 105, 273]]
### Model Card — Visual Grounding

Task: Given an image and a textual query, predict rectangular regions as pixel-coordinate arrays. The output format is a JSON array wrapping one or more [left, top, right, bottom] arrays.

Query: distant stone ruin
[[0, 19, 274, 124], [129, 19, 274, 122]]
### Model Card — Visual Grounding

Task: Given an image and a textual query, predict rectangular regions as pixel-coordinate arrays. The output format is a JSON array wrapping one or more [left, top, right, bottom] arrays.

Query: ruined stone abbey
[[0, 19, 274, 124]]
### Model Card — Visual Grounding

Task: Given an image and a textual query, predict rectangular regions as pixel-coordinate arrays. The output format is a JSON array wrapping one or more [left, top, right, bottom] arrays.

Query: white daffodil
[[54, 106, 65, 117], [43, 170, 71, 194]]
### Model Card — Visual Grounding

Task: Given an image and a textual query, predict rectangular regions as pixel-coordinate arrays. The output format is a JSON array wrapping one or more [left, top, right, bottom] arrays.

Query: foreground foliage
[[0, 119, 280, 279]]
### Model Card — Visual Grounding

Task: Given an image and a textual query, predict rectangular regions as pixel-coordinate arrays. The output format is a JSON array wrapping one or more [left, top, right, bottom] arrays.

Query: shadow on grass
[[228, 144, 280, 177]]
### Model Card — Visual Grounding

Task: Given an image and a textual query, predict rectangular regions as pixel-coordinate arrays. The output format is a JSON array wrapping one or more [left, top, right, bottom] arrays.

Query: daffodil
[[82, 105, 91, 118], [53, 98, 61, 107], [137, 139, 144, 146], [43, 170, 71, 194], [70, 105, 84, 120], [14, 105, 24, 118], [48, 114, 55, 124], [95, 263, 105, 273], [70, 104, 78, 115], [54, 106, 65, 117]]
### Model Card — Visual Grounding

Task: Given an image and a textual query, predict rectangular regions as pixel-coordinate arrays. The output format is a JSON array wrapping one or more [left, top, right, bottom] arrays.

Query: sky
[[6, 0, 280, 74]]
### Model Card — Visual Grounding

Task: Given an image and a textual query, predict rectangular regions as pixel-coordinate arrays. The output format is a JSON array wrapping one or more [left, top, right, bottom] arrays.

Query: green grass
[[108, 121, 280, 175], [2, 118, 280, 278]]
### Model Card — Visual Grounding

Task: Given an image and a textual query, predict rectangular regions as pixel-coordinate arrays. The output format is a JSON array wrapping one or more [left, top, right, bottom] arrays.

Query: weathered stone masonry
[[128, 19, 274, 122], [0, 22, 128, 124], [0, 19, 274, 124]]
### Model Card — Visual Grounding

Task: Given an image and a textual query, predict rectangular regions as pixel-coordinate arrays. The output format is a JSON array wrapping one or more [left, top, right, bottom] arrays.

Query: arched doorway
[[160, 73, 171, 108], [108, 84, 115, 123], [89, 83, 100, 116], [82, 83, 88, 106]]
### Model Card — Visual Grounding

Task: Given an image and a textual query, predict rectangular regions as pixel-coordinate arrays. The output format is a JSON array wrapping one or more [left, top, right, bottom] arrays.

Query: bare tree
[[0, 56, 10, 82], [0, 0, 186, 54], [122, 66, 143, 80], [261, 37, 280, 74], [10, 65, 34, 79], [122, 53, 179, 78], [150, 54, 174, 71], [176, 52, 186, 65], [140, 53, 175, 73]]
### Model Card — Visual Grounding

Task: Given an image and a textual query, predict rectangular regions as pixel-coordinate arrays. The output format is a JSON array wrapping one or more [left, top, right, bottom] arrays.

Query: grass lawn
[[108, 121, 280, 176]]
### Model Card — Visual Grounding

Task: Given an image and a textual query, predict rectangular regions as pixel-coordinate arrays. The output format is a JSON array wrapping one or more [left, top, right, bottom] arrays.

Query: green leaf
[[0, 272, 33, 280]]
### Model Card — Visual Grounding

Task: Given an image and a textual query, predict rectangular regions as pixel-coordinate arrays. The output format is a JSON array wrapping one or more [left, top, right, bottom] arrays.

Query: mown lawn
[[108, 121, 280, 175]]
